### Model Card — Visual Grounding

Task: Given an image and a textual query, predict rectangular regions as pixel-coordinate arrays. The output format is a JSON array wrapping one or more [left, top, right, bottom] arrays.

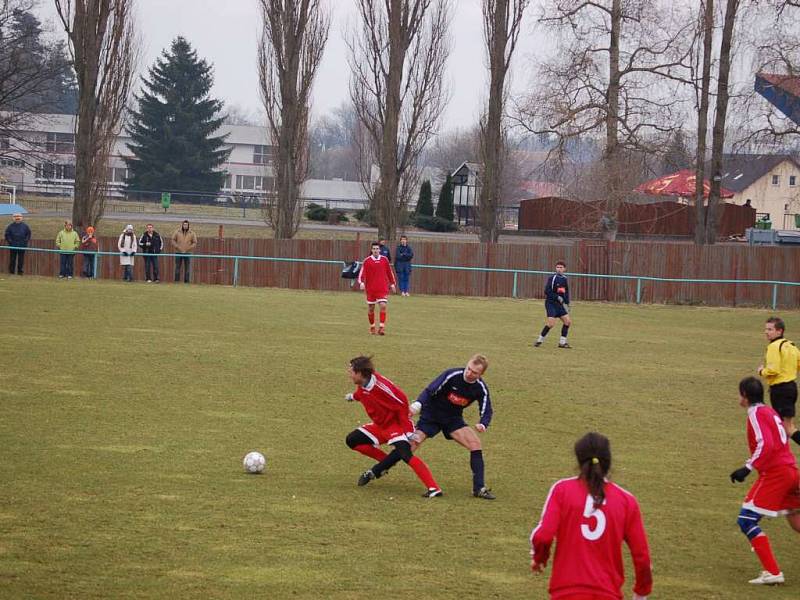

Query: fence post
[[233, 257, 239, 287], [93, 253, 98, 280], [772, 283, 778, 309], [636, 278, 642, 304], [512, 272, 518, 298]]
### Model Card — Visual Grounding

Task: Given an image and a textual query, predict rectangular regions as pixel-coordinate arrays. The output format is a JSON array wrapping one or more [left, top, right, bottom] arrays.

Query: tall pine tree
[[125, 37, 230, 199], [416, 180, 433, 216], [435, 174, 454, 222]]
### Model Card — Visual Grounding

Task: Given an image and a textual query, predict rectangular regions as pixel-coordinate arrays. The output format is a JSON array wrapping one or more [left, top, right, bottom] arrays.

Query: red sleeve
[[371, 377, 408, 419], [747, 408, 776, 471], [384, 257, 396, 286], [530, 481, 562, 565], [624, 497, 653, 597], [357, 257, 368, 285]]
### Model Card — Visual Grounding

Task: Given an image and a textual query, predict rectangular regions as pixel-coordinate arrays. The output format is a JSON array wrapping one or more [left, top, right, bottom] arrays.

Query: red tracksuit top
[[353, 372, 412, 433], [745, 403, 797, 473], [357, 254, 396, 295], [530, 477, 653, 600]]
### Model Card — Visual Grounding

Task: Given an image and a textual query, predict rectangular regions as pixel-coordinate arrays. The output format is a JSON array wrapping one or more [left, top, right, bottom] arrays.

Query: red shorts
[[358, 422, 413, 446], [365, 289, 389, 304], [553, 594, 617, 600], [743, 465, 800, 516]]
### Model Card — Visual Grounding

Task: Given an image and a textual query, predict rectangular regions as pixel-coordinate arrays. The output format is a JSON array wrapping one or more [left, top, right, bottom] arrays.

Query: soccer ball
[[243, 451, 266, 474]]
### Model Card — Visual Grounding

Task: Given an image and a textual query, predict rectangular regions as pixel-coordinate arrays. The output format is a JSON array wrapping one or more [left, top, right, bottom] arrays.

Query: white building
[[0, 113, 277, 200]]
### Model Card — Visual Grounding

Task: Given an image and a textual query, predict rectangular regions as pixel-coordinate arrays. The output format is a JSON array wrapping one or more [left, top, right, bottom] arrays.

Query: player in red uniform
[[730, 376, 800, 585], [530, 432, 653, 600], [357, 241, 396, 335], [344, 356, 442, 497]]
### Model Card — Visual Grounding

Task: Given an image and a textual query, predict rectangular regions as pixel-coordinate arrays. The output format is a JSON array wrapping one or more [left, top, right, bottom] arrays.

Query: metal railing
[[5, 245, 800, 309]]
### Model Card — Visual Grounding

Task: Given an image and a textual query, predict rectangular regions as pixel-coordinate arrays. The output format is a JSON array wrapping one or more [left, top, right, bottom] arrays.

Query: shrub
[[305, 203, 329, 221], [413, 214, 458, 232]]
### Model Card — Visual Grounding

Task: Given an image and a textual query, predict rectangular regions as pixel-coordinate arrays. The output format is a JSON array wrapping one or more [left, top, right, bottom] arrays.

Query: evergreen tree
[[435, 173, 454, 222], [416, 179, 433, 216], [125, 37, 230, 199]]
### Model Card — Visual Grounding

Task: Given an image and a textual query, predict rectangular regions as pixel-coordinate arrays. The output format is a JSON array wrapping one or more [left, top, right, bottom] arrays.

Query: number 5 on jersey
[[581, 494, 607, 541]]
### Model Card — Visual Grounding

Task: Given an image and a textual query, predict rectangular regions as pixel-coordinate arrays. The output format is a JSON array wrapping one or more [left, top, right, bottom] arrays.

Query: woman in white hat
[[117, 224, 138, 281]]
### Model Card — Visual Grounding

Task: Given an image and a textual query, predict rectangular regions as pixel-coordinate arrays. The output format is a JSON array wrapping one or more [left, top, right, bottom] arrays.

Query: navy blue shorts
[[545, 300, 568, 318], [416, 413, 468, 440]]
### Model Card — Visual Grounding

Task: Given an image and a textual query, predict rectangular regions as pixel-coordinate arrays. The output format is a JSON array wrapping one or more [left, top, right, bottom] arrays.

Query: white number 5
[[774, 415, 788, 444], [581, 494, 606, 541]]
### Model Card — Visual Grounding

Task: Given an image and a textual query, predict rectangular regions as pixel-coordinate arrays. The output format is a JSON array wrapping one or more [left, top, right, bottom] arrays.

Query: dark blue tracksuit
[[394, 244, 413, 293], [544, 273, 570, 318]]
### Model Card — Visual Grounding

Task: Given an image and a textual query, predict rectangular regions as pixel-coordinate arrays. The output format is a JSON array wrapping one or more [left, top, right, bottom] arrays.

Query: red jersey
[[745, 403, 797, 473], [358, 254, 396, 296], [352, 372, 413, 433], [530, 477, 652, 600]]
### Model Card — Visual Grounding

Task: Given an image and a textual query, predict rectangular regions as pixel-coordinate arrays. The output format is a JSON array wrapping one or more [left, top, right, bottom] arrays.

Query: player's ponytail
[[574, 432, 611, 510]]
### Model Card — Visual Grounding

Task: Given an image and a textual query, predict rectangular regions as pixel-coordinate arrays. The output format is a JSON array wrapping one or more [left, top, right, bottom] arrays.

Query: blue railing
[[5, 246, 800, 309]]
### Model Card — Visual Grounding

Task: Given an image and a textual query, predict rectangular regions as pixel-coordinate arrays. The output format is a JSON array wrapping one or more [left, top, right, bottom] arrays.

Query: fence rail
[[4, 243, 800, 309]]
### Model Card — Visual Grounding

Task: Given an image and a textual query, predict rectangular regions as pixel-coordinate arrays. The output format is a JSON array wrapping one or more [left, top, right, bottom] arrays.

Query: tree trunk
[[694, 0, 714, 245], [706, 0, 739, 245], [602, 0, 622, 242], [478, 0, 509, 244]]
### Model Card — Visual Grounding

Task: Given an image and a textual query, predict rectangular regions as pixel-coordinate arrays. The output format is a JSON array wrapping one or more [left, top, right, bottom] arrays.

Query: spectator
[[55, 221, 80, 279], [171, 219, 197, 283], [4, 212, 31, 275], [139, 223, 163, 283], [79, 226, 99, 278], [117, 224, 138, 282], [394, 235, 414, 296], [378, 238, 392, 263]]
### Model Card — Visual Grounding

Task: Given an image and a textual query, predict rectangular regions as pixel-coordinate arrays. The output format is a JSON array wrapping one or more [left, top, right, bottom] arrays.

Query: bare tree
[[54, 0, 137, 227], [693, 0, 714, 245], [258, 0, 330, 239], [308, 102, 360, 180], [0, 0, 75, 163], [516, 0, 696, 240], [704, 0, 741, 244], [424, 126, 480, 175], [348, 0, 452, 240], [477, 0, 528, 242]]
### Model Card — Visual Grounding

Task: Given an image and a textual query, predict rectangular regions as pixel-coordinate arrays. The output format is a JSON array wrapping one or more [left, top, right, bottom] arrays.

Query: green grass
[[0, 277, 798, 599]]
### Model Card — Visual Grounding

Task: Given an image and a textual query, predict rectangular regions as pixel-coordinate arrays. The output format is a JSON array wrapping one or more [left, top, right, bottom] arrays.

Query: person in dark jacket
[[79, 226, 99, 278], [394, 235, 414, 296], [378, 238, 392, 263], [4, 213, 31, 275], [535, 260, 572, 349], [139, 223, 163, 282]]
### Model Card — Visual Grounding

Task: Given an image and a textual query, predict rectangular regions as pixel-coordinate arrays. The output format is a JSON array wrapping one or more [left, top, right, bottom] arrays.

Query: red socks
[[408, 456, 439, 490], [751, 534, 781, 575], [379, 310, 387, 326], [368, 313, 375, 325], [353, 444, 388, 462]]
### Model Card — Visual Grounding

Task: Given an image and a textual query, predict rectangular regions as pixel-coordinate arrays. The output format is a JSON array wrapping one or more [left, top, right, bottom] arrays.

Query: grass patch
[[0, 277, 798, 598]]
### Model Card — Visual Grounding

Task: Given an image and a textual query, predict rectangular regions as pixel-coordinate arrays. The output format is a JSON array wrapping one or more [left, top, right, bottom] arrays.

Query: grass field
[[1, 276, 799, 599]]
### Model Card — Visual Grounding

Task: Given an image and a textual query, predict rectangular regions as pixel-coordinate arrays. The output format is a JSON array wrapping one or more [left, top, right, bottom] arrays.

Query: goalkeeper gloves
[[730, 466, 751, 483], [409, 401, 422, 415], [557, 296, 564, 304], [345, 393, 355, 402]]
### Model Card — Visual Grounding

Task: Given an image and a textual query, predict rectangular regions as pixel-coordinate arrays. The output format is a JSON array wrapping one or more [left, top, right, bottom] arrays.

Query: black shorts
[[545, 300, 568, 318], [416, 413, 468, 440], [769, 381, 798, 418]]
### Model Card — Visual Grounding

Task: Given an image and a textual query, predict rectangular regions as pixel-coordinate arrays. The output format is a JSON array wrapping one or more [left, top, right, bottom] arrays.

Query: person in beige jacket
[[171, 219, 197, 283]]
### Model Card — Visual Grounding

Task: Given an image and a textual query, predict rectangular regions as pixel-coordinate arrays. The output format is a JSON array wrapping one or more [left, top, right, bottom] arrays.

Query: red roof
[[758, 73, 800, 98], [634, 169, 734, 199]]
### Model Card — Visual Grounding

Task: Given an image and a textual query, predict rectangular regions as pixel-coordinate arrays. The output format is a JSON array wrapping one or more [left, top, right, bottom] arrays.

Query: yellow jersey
[[760, 337, 800, 386]]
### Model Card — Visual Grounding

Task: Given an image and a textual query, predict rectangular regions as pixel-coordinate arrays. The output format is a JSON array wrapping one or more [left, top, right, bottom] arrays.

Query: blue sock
[[470, 450, 485, 492]]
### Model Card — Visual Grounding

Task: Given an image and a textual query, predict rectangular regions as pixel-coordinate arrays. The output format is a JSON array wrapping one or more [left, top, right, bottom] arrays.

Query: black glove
[[730, 466, 751, 483]]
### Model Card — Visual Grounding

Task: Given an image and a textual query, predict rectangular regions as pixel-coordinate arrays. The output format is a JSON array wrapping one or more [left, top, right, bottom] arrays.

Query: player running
[[344, 356, 442, 498], [530, 432, 653, 600], [535, 260, 572, 349], [730, 376, 800, 585], [357, 241, 397, 335], [359, 354, 495, 500]]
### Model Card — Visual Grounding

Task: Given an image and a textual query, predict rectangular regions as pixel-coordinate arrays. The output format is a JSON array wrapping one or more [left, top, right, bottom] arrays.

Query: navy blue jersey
[[417, 367, 493, 428], [545, 273, 570, 305]]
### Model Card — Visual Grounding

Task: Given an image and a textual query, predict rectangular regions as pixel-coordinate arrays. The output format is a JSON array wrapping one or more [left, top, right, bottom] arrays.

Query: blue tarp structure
[[755, 73, 800, 126], [0, 204, 28, 215]]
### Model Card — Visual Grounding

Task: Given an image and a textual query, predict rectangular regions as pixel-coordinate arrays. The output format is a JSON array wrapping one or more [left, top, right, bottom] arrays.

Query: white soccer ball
[[243, 451, 266, 474]]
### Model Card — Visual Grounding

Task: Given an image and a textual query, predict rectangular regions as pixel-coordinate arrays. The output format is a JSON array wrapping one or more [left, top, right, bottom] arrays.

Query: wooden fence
[[5, 236, 800, 308]]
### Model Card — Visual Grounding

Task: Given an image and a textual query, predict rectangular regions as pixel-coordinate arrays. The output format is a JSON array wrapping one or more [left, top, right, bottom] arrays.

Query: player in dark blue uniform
[[535, 260, 572, 349], [358, 354, 496, 499]]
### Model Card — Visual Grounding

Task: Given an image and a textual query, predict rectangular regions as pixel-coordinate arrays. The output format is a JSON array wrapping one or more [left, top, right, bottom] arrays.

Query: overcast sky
[[36, 0, 547, 131]]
